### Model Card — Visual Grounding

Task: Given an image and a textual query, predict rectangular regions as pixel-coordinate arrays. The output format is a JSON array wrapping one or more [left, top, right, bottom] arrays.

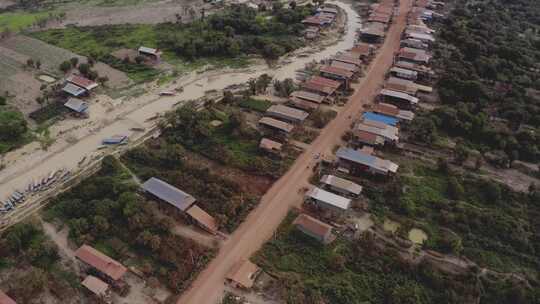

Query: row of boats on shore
[[0, 169, 71, 215]]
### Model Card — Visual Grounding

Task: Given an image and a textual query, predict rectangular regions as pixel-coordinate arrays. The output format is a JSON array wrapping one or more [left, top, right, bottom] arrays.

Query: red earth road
[[177, 0, 413, 303]]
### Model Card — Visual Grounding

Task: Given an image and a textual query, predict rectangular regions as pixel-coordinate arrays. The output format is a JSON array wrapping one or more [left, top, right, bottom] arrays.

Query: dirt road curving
[[176, 0, 413, 303]]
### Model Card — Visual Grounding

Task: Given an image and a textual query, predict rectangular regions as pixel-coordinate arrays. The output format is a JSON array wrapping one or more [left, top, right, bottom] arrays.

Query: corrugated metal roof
[[355, 122, 399, 141], [362, 112, 399, 126], [354, 130, 385, 145], [267, 104, 309, 121], [64, 97, 88, 113], [259, 138, 282, 151], [81, 275, 109, 296], [226, 260, 259, 289], [141, 177, 196, 211], [390, 67, 418, 77], [62, 83, 86, 97], [333, 53, 362, 67], [380, 89, 419, 104], [320, 175, 362, 195], [293, 213, 332, 238], [75, 245, 127, 281], [186, 205, 217, 233], [336, 147, 398, 174], [138, 46, 159, 55], [306, 187, 351, 210], [67, 74, 98, 91], [102, 135, 127, 145], [259, 117, 294, 133], [320, 65, 354, 79], [291, 90, 325, 104], [331, 60, 359, 72]]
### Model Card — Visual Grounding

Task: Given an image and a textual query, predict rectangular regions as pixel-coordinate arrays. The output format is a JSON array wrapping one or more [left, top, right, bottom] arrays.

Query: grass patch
[[0, 11, 49, 32], [238, 98, 272, 112]]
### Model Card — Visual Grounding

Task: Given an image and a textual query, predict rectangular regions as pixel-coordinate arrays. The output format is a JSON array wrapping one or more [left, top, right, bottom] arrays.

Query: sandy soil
[[175, 0, 413, 303], [50, 0, 208, 28]]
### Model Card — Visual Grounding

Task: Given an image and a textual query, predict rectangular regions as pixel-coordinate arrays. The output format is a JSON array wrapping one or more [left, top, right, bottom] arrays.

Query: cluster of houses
[[61, 74, 99, 117], [291, 0, 443, 246], [302, 6, 339, 39]]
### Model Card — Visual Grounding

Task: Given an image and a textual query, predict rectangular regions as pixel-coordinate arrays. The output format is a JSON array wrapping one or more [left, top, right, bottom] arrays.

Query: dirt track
[[175, 0, 413, 303]]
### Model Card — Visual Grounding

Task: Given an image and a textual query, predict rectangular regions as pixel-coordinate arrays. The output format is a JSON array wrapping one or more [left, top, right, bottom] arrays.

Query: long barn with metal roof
[[141, 177, 196, 211]]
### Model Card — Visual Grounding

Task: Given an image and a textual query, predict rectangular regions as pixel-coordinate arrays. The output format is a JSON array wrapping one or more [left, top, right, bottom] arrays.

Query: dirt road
[[176, 0, 413, 303]]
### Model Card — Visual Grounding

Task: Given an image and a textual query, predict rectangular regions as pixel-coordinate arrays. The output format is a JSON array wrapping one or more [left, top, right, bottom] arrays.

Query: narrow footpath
[[176, 0, 413, 303]]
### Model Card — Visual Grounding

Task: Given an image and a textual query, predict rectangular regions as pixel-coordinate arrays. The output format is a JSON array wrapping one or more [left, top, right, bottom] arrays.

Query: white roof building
[[320, 175, 362, 196], [306, 187, 351, 211]]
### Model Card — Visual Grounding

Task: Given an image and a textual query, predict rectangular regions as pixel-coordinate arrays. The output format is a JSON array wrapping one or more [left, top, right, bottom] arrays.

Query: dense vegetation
[[0, 105, 30, 154], [364, 160, 540, 291], [409, 0, 540, 163], [0, 222, 82, 303], [44, 156, 213, 292], [255, 212, 487, 304], [31, 4, 313, 80]]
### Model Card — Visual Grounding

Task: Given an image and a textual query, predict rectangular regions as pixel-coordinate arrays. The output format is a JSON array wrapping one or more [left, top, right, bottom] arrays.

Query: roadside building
[[331, 60, 360, 74], [305, 187, 351, 212], [259, 117, 294, 134], [289, 90, 324, 110], [368, 13, 391, 26], [81, 275, 111, 302], [362, 112, 399, 126], [186, 205, 218, 234], [64, 97, 89, 115], [320, 174, 362, 197], [226, 260, 261, 289], [405, 32, 435, 44], [352, 130, 385, 147], [397, 47, 431, 65], [400, 38, 428, 50], [319, 65, 354, 89], [293, 213, 335, 244], [301, 76, 342, 99], [360, 22, 386, 42], [385, 77, 418, 95], [406, 24, 434, 34], [141, 177, 196, 212], [389, 66, 418, 80], [333, 53, 362, 68], [372, 102, 415, 121], [138, 46, 161, 61], [302, 16, 331, 27], [354, 120, 399, 144], [336, 147, 398, 176], [349, 43, 374, 62], [75, 245, 127, 283], [0, 291, 16, 304], [379, 89, 419, 109], [266, 104, 309, 124], [394, 61, 434, 80], [259, 138, 283, 154], [319, 6, 339, 15]]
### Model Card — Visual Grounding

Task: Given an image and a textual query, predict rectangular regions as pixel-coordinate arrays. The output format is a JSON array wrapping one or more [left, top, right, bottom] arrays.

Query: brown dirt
[[175, 0, 414, 302]]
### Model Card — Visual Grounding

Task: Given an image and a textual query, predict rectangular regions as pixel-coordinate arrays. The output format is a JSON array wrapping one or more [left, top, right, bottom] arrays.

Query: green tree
[[0, 110, 27, 141]]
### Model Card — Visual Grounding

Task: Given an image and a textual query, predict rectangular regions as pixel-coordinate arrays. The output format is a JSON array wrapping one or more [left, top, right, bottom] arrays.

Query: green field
[[0, 12, 49, 32]]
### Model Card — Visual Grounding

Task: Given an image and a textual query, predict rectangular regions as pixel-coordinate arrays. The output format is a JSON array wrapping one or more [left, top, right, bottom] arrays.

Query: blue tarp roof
[[362, 112, 399, 126]]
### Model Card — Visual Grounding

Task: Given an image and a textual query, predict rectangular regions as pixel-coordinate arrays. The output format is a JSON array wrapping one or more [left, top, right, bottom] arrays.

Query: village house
[[141, 177, 196, 215], [400, 38, 429, 50], [293, 213, 335, 244], [304, 26, 320, 39], [319, 65, 354, 89], [349, 43, 374, 62], [355, 117, 399, 143], [389, 66, 418, 80], [226, 260, 261, 289], [360, 22, 386, 43], [81, 275, 112, 303], [333, 53, 362, 68], [368, 13, 391, 27], [320, 174, 363, 197], [372, 102, 415, 121], [394, 61, 434, 80], [75, 245, 127, 284], [259, 117, 294, 134], [405, 31, 435, 44], [259, 138, 283, 155], [302, 15, 331, 27], [64, 97, 89, 117], [362, 112, 399, 127], [331, 60, 361, 74], [0, 291, 16, 304], [62, 83, 87, 97], [305, 187, 351, 213], [289, 90, 324, 111], [352, 130, 386, 147], [379, 89, 419, 109], [397, 47, 431, 65], [301, 76, 342, 102], [385, 76, 419, 95], [335, 147, 399, 176], [185, 205, 218, 234], [266, 104, 309, 124]]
